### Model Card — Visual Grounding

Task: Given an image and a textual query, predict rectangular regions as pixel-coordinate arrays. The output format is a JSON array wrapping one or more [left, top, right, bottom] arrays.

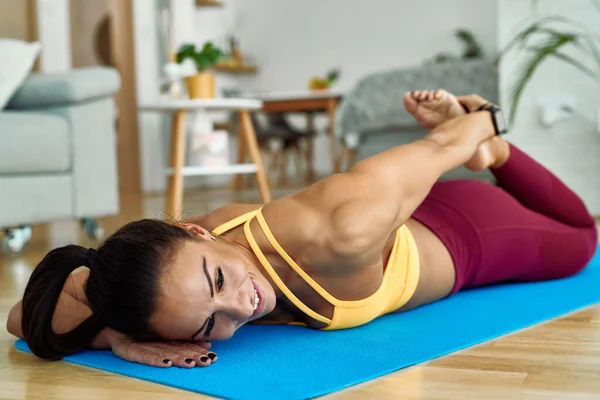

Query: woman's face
[[150, 224, 276, 341]]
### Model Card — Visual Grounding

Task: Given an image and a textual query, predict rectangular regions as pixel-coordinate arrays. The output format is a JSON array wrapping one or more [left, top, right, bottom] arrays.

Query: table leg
[[239, 110, 271, 203], [327, 98, 340, 174], [231, 112, 247, 191], [165, 110, 186, 219]]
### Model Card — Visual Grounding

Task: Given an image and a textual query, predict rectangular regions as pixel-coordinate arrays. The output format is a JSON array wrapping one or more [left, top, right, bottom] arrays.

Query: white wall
[[133, 0, 168, 194], [498, 0, 600, 214], [36, 0, 71, 72], [234, 0, 497, 94]]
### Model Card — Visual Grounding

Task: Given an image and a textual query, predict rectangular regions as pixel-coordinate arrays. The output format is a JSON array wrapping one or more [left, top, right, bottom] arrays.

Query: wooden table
[[245, 90, 343, 176], [139, 98, 271, 217]]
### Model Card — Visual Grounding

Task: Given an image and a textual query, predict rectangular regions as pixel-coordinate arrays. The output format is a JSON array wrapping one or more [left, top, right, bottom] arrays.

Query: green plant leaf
[[179, 41, 224, 72], [508, 33, 581, 125], [326, 68, 341, 83], [455, 29, 484, 59], [531, 48, 600, 80], [496, 16, 574, 63], [175, 43, 196, 64]]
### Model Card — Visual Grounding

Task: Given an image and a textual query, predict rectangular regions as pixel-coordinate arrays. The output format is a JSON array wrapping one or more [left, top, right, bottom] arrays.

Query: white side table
[[139, 98, 271, 217]]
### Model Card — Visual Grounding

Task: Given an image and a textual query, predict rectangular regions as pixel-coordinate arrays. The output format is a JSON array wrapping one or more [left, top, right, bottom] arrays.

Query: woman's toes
[[403, 92, 418, 113], [413, 90, 421, 100], [434, 89, 445, 100]]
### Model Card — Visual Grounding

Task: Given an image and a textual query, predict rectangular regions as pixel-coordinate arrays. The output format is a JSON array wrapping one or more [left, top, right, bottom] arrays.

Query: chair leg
[[340, 144, 358, 171], [278, 149, 290, 187], [303, 137, 316, 184], [80, 218, 105, 240], [293, 143, 303, 184]]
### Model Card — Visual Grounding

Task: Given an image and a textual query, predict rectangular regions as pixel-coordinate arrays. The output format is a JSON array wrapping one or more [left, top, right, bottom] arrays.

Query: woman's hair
[[21, 219, 193, 360]]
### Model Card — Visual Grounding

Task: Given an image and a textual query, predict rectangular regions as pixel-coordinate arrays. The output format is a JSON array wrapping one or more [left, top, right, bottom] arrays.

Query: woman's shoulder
[[261, 195, 386, 270], [187, 203, 263, 232]]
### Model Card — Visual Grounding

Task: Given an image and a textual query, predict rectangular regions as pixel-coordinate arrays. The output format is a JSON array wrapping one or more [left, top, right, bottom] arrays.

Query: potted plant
[[498, 2, 600, 125], [433, 29, 485, 64], [176, 42, 223, 99], [308, 68, 341, 91]]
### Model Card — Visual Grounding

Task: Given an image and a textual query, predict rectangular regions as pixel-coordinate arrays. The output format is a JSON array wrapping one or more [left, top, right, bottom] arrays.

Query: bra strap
[[243, 215, 332, 325], [211, 210, 258, 237], [255, 209, 341, 305]]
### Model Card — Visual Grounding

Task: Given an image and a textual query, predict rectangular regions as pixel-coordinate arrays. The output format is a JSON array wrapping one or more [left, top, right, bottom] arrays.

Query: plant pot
[[185, 72, 215, 99]]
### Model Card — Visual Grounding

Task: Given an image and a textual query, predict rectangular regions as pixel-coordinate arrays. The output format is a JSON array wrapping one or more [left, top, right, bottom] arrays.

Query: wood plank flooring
[[1, 188, 599, 400]]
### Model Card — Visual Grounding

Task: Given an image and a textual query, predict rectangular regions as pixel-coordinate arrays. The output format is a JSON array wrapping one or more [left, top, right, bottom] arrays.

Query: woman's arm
[[279, 111, 496, 255], [6, 271, 114, 349], [6, 301, 23, 338], [344, 111, 496, 225]]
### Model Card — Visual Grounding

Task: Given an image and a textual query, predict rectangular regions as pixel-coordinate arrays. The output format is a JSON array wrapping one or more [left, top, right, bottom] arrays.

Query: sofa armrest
[[7, 67, 121, 110]]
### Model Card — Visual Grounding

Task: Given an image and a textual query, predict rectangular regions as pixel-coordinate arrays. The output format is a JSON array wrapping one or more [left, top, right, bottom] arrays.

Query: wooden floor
[[1, 186, 600, 400]]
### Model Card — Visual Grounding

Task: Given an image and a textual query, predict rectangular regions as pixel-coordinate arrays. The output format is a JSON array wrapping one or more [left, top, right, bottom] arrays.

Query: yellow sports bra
[[211, 208, 420, 330]]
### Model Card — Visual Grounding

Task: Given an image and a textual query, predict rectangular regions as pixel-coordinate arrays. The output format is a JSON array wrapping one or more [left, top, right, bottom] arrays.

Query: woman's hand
[[108, 332, 217, 368]]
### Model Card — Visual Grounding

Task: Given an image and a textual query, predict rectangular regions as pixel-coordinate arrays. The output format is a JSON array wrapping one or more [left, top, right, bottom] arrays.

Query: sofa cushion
[[0, 111, 70, 174], [0, 174, 72, 227]]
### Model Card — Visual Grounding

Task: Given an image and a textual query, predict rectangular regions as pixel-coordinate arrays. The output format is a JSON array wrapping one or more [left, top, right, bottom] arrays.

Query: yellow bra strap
[[243, 216, 332, 325], [255, 209, 341, 305], [211, 210, 258, 237]]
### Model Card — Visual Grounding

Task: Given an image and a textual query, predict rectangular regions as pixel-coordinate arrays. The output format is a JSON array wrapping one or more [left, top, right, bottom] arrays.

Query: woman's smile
[[251, 279, 266, 318]]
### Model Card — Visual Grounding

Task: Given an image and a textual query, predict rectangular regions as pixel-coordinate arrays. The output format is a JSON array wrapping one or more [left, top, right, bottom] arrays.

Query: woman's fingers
[[139, 344, 198, 368], [152, 342, 217, 367], [178, 341, 218, 363], [112, 340, 218, 368], [191, 340, 211, 350], [456, 94, 490, 112], [118, 343, 173, 368]]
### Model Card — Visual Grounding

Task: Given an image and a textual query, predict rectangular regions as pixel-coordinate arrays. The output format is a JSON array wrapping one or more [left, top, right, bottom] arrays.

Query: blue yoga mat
[[16, 245, 600, 400]]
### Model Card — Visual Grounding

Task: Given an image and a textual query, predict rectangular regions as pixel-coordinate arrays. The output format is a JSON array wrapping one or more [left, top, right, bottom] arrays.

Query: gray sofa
[[0, 67, 121, 252], [336, 58, 499, 179]]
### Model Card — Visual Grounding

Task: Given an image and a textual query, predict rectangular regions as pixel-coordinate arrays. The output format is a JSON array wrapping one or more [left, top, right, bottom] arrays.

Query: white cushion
[[0, 39, 41, 109]]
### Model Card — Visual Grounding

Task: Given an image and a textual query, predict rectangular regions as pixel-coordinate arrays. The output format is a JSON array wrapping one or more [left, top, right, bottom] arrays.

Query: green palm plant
[[499, 1, 600, 125]]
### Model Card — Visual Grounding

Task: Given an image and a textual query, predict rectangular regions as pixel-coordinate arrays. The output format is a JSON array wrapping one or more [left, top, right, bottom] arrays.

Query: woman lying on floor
[[7, 90, 598, 368]]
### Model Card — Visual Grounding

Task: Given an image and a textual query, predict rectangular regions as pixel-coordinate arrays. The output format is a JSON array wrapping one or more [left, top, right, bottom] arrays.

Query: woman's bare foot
[[403, 89, 465, 129], [454, 94, 511, 171], [464, 135, 511, 171], [404, 89, 510, 171]]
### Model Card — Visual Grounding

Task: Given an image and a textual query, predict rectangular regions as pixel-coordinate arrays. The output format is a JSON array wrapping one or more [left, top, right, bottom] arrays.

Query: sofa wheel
[[2, 226, 33, 254], [81, 218, 105, 241]]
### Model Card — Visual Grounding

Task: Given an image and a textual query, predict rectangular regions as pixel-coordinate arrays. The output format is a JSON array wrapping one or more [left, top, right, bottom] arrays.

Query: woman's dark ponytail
[[21, 244, 105, 360], [21, 218, 194, 360]]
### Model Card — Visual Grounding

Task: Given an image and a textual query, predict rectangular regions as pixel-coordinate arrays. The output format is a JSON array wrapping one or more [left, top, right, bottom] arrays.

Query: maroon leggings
[[411, 143, 598, 294]]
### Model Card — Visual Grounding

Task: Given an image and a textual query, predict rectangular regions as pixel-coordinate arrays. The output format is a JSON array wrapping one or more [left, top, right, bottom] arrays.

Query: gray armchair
[[0, 67, 121, 252]]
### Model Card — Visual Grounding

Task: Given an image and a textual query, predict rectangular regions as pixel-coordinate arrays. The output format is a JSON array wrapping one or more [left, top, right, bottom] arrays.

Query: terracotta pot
[[185, 72, 215, 99]]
